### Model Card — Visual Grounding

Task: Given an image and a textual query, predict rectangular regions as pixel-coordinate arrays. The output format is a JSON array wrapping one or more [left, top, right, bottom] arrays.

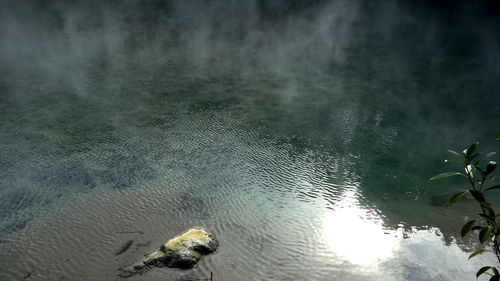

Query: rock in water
[[119, 228, 218, 277]]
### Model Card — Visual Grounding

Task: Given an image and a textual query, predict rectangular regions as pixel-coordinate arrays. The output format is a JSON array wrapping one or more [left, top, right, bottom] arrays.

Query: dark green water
[[0, 0, 499, 280]]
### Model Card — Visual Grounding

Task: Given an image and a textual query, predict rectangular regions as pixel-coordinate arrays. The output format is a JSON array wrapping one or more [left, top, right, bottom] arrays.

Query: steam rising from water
[[0, 0, 362, 89]]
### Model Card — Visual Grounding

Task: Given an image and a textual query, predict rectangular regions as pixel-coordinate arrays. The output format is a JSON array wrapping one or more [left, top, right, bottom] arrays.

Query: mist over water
[[1, 0, 500, 280]]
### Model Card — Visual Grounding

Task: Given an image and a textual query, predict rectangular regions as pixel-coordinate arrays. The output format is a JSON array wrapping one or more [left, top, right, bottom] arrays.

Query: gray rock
[[119, 228, 218, 278]]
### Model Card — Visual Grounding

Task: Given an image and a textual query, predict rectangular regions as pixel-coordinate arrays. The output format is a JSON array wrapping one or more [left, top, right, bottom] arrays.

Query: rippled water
[[1, 1, 500, 280]]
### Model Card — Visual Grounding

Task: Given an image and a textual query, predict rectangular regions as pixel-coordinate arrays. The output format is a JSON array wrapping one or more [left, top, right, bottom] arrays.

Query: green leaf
[[447, 191, 469, 206], [466, 142, 479, 161], [430, 172, 467, 181], [495, 132, 500, 142], [477, 266, 494, 278], [447, 150, 464, 161], [479, 227, 492, 243], [469, 190, 486, 203], [481, 203, 496, 218], [470, 153, 481, 162], [468, 249, 486, 259], [445, 158, 464, 165], [473, 152, 497, 165], [485, 185, 500, 192], [462, 220, 476, 237]]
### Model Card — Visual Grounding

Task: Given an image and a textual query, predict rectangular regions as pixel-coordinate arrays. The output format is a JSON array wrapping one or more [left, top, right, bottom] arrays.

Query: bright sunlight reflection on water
[[322, 184, 399, 266]]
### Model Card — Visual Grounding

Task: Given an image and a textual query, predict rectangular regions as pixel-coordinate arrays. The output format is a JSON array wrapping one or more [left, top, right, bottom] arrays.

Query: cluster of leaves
[[431, 133, 500, 280]]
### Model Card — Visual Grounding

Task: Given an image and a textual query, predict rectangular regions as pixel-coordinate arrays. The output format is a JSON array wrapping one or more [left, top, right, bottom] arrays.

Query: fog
[[1, 0, 499, 91], [1, 0, 499, 108], [0, 0, 358, 89]]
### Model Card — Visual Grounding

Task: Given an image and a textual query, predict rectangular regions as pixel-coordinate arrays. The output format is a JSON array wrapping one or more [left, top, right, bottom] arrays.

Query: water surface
[[0, 1, 499, 280]]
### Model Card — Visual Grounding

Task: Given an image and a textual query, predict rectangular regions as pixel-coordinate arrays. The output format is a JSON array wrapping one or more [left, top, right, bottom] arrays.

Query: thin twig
[[466, 167, 477, 191], [115, 240, 134, 256], [136, 240, 151, 247], [116, 230, 144, 234], [23, 269, 36, 279]]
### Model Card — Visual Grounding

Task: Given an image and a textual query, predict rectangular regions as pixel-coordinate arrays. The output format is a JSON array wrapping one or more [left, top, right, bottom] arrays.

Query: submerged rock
[[119, 228, 218, 278]]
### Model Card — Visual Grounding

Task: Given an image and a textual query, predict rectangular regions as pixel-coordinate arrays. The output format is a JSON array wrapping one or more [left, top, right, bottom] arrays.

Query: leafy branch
[[431, 133, 500, 280]]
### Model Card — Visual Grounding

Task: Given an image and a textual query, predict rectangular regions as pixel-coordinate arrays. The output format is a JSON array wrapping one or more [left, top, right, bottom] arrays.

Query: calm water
[[1, 1, 500, 280]]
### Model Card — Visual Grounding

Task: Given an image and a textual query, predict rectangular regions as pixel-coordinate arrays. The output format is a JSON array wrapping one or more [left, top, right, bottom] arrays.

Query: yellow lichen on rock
[[164, 228, 209, 252], [120, 227, 218, 277], [144, 250, 166, 264]]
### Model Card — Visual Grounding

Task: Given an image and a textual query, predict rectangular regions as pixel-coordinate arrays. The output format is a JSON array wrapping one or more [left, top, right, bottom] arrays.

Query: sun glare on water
[[322, 188, 400, 266]]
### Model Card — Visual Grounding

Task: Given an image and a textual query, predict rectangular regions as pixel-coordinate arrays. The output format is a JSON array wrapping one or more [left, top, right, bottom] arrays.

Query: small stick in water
[[117, 230, 144, 234], [115, 240, 134, 256], [136, 240, 151, 247], [23, 269, 36, 279]]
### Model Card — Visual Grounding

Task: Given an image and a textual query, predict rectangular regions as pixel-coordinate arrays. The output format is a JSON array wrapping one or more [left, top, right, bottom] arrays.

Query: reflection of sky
[[319, 169, 496, 280]]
